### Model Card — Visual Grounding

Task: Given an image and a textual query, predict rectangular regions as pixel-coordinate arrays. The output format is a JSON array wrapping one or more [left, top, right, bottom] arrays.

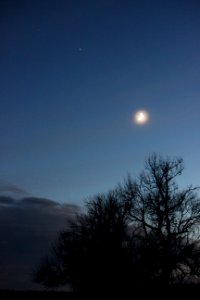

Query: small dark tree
[[34, 190, 134, 294], [122, 153, 200, 285]]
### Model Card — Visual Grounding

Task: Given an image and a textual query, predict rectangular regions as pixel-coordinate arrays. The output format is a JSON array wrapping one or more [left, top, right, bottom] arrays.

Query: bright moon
[[133, 110, 149, 125]]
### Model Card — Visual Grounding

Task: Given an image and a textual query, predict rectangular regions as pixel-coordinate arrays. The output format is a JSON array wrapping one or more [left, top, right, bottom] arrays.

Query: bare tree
[[34, 190, 134, 294], [122, 153, 200, 285], [34, 153, 200, 291]]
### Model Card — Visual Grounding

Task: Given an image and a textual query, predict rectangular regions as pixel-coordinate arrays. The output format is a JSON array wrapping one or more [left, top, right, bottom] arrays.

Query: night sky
[[1, 0, 200, 291], [1, 0, 200, 204]]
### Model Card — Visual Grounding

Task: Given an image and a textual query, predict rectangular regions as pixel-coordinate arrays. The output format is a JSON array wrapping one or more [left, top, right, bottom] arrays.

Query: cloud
[[0, 181, 29, 198], [0, 196, 15, 205], [0, 196, 80, 290], [20, 197, 60, 207]]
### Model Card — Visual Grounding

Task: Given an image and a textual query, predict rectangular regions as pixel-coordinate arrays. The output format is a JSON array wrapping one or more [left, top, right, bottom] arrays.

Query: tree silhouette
[[122, 153, 200, 285], [34, 154, 200, 292], [34, 190, 134, 294]]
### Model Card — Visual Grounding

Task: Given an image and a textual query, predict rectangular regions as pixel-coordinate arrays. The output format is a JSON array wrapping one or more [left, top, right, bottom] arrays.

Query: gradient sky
[[1, 0, 200, 205]]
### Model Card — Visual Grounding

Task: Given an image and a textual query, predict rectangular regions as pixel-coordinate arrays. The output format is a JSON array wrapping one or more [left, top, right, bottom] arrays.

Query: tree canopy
[[122, 154, 200, 285], [34, 191, 134, 294], [34, 154, 200, 293]]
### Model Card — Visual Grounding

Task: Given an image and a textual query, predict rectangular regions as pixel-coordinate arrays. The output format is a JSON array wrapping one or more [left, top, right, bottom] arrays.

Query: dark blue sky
[[1, 0, 200, 204]]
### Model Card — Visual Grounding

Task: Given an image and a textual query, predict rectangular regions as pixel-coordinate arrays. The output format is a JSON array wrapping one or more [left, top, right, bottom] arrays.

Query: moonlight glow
[[133, 110, 149, 125]]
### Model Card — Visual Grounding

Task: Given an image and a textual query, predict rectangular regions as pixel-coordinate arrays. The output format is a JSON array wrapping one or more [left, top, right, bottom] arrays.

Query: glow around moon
[[133, 110, 149, 125]]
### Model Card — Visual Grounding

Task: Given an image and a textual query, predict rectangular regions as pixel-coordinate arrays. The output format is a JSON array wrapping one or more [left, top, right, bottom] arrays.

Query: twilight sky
[[1, 0, 200, 205]]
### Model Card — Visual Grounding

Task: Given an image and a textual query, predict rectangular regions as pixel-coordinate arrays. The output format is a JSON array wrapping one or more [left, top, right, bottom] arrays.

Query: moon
[[133, 110, 149, 125]]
